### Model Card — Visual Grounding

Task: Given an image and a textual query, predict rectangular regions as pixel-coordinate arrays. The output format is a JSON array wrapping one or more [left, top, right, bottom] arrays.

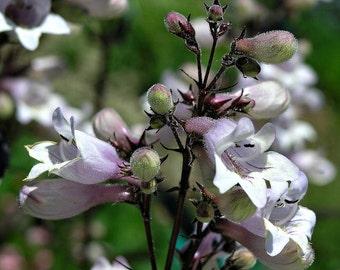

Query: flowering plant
[[2, 0, 335, 269]]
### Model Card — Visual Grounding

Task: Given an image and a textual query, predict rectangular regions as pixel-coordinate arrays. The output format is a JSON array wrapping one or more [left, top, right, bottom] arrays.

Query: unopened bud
[[93, 108, 130, 141], [130, 147, 161, 181], [184, 117, 215, 137], [147, 83, 174, 115], [195, 201, 215, 223], [164, 11, 195, 37], [141, 179, 158, 194], [228, 248, 257, 270], [235, 30, 298, 64], [207, 5, 224, 23], [213, 186, 256, 222], [235, 56, 261, 78]]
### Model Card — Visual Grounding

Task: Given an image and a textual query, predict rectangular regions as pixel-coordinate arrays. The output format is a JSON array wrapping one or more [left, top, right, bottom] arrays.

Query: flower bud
[[147, 83, 174, 115], [130, 147, 161, 181], [228, 248, 257, 270], [206, 5, 224, 23], [184, 117, 215, 137], [93, 108, 130, 141], [195, 201, 215, 223], [235, 30, 298, 64], [164, 11, 195, 37], [140, 178, 158, 194], [0, 91, 15, 119], [213, 186, 256, 222], [236, 57, 261, 78]]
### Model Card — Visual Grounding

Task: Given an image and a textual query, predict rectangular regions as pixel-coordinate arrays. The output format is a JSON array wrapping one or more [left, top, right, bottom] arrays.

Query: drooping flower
[[0, 0, 70, 50], [19, 179, 134, 220], [216, 171, 315, 270], [25, 108, 124, 184], [216, 208, 315, 270], [204, 117, 300, 208]]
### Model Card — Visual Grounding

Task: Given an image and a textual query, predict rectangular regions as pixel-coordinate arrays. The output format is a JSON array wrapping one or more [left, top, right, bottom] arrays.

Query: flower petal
[[239, 173, 267, 208], [0, 13, 13, 32], [259, 151, 300, 182], [40, 14, 70, 34], [52, 107, 75, 141], [15, 26, 42, 50], [213, 153, 239, 193], [264, 218, 290, 256]]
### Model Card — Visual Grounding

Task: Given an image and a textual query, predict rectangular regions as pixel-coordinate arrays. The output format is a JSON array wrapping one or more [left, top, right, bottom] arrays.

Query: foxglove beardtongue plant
[[17, 1, 319, 269], [0, 0, 70, 50]]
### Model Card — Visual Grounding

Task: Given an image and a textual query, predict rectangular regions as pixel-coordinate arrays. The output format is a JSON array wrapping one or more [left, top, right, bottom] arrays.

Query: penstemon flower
[[25, 108, 124, 184], [204, 117, 300, 208], [0, 0, 70, 50]]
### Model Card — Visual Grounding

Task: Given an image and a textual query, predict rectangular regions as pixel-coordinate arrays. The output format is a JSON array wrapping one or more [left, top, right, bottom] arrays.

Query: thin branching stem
[[203, 24, 219, 87], [165, 138, 193, 270], [141, 194, 158, 270]]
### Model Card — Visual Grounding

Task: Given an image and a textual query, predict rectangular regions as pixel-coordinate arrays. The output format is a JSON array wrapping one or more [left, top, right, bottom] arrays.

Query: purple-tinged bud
[[2, 0, 51, 28], [213, 186, 256, 222], [164, 11, 195, 37], [141, 178, 158, 195], [0, 91, 14, 119], [147, 83, 174, 115], [93, 108, 130, 141], [130, 147, 161, 181], [93, 108, 137, 152], [236, 57, 261, 78], [207, 5, 224, 23], [235, 30, 298, 64], [185, 117, 215, 136], [195, 201, 215, 223], [228, 248, 257, 270]]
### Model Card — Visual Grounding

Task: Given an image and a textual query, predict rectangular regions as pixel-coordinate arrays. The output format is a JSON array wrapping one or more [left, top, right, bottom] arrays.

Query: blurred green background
[[1, 0, 340, 269]]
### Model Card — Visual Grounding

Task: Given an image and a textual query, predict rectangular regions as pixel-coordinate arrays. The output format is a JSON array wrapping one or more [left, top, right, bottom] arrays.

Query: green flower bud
[[228, 248, 257, 270], [235, 56, 261, 78], [141, 179, 158, 194], [147, 83, 174, 115], [130, 147, 161, 181], [213, 186, 256, 222], [195, 201, 215, 223], [235, 30, 298, 64]]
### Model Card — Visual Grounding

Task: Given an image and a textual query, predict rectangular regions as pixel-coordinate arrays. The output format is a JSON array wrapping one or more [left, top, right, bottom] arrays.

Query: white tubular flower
[[204, 117, 300, 208], [25, 108, 124, 184], [19, 179, 133, 220], [0, 0, 70, 50]]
